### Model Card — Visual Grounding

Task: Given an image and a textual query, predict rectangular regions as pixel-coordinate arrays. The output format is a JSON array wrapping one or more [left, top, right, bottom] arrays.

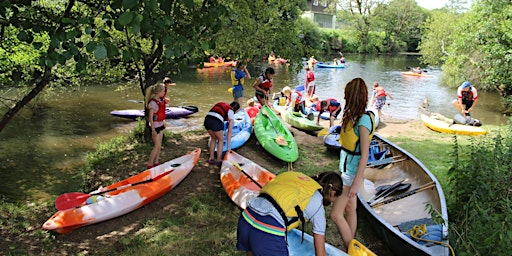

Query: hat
[[461, 81, 471, 89]]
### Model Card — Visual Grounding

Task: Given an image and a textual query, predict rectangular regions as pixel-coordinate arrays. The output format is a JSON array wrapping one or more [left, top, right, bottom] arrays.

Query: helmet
[[461, 81, 471, 89]]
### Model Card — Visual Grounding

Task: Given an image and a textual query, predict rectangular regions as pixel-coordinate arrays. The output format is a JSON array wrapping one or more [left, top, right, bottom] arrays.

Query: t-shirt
[[339, 114, 373, 176], [248, 191, 326, 235]]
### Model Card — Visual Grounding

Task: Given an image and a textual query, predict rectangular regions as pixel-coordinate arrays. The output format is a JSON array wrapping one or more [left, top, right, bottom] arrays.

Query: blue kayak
[[210, 109, 253, 152], [316, 62, 346, 68]]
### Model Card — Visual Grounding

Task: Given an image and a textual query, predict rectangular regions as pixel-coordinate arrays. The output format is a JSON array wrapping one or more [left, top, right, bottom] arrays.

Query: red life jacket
[[258, 75, 272, 91], [306, 71, 315, 82], [151, 99, 166, 121], [293, 91, 303, 105], [375, 87, 386, 97], [245, 106, 260, 118], [210, 102, 232, 121], [315, 98, 339, 112]]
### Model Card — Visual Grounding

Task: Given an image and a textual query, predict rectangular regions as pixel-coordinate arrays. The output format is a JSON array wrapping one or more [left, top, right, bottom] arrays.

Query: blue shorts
[[233, 89, 244, 99], [237, 208, 288, 256]]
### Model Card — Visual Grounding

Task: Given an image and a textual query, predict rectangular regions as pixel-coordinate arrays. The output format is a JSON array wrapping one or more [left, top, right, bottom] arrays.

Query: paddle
[[55, 169, 175, 210], [261, 108, 288, 146], [371, 181, 436, 208], [367, 182, 411, 204], [367, 179, 405, 205], [231, 161, 262, 188]]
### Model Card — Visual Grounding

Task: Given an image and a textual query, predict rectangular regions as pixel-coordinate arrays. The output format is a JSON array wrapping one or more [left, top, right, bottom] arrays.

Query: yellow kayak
[[420, 112, 486, 136]]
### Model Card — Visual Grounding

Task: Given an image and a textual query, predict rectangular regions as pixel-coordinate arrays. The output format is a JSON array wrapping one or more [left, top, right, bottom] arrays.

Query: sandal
[[208, 159, 216, 165], [216, 161, 222, 167], [146, 164, 154, 169]]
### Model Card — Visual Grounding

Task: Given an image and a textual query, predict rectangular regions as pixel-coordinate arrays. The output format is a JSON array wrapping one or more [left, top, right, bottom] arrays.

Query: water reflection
[[0, 55, 507, 203]]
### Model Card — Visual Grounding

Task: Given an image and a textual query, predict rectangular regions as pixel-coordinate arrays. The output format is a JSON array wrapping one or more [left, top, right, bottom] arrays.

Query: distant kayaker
[[412, 66, 423, 74], [370, 81, 393, 116], [253, 67, 275, 107], [236, 171, 343, 256], [145, 83, 167, 169], [452, 81, 478, 117], [204, 102, 240, 167]]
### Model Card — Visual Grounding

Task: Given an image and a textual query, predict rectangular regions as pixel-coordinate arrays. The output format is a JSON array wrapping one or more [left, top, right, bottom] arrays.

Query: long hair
[[312, 171, 343, 206], [342, 78, 368, 132], [145, 83, 165, 107]]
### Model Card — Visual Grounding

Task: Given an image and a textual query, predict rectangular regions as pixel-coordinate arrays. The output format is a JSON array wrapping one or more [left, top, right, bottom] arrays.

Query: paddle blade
[[55, 192, 90, 211]]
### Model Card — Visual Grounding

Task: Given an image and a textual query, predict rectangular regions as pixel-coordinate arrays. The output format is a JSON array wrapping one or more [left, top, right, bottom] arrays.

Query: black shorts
[[332, 107, 342, 118], [204, 115, 224, 132], [154, 125, 165, 134]]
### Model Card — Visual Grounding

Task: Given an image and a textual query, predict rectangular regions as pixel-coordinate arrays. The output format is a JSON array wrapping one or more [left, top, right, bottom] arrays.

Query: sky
[[415, 0, 450, 10]]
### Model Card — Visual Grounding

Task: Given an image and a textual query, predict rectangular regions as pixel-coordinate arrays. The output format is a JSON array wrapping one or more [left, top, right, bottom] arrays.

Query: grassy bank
[[0, 122, 509, 255]]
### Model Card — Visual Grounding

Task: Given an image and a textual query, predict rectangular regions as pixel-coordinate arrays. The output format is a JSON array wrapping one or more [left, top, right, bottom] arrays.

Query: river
[[0, 54, 507, 203]]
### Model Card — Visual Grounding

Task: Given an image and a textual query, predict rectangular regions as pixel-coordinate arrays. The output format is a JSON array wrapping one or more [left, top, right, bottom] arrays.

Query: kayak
[[401, 71, 432, 77], [42, 148, 201, 234], [209, 109, 253, 152], [110, 106, 198, 120], [201, 61, 235, 68], [420, 110, 486, 136], [282, 109, 324, 131], [316, 62, 346, 68], [254, 105, 298, 163], [220, 150, 347, 256]]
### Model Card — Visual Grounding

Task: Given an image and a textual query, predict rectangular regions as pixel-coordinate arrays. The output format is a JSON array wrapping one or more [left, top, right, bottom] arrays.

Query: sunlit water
[[0, 55, 507, 203]]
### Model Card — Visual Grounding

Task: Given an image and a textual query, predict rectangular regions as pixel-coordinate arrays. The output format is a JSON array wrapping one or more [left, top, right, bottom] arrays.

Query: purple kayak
[[110, 106, 199, 120]]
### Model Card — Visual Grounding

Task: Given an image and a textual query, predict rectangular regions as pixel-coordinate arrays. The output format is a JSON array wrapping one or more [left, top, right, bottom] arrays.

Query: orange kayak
[[401, 71, 432, 77], [43, 148, 201, 234]]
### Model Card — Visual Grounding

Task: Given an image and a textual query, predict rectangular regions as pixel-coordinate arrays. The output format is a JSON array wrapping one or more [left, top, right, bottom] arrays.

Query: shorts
[[341, 172, 355, 187], [374, 97, 386, 110], [233, 88, 244, 99], [332, 107, 342, 119], [237, 208, 288, 256], [204, 115, 224, 132], [154, 125, 165, 134]]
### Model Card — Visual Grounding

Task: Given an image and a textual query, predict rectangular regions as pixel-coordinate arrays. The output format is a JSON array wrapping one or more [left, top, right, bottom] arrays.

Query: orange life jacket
[[151, 99, 166, 121]]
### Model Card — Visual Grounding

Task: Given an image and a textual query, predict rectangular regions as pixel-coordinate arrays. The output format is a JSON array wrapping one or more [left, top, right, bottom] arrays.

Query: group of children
[[144, 62, 392, 254]]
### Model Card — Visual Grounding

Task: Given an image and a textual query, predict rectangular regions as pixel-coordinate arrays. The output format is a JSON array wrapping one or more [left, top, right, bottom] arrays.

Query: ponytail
[[145, 83, 165, 107], [312, 171, 343, 206]]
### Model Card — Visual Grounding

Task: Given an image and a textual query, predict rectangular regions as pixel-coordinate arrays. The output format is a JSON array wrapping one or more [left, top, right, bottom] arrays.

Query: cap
[[462, 81, 471, 89]]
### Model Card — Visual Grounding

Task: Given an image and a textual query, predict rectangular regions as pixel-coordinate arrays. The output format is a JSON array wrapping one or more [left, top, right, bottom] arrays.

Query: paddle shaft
[[371, 181, 436, 208], [93, 169, 174, 196], [368, 179, 405, 205], [232, 161, 262, 188]]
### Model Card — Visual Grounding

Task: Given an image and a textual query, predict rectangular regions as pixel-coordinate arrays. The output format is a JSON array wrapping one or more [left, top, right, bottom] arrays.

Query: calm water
[[0, 55, 507, 203]]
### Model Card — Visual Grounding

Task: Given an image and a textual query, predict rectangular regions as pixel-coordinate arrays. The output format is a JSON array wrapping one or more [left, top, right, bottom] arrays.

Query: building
[[302, 0, 336, 29]]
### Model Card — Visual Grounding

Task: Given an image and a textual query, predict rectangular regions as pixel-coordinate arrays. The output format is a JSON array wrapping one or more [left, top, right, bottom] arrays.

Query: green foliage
[[447, 127, 512, 255]]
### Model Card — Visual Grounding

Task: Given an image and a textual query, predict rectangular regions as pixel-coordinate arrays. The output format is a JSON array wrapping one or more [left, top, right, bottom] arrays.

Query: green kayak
[[282, 109, 324, 131], [254, 105, 298, 163]]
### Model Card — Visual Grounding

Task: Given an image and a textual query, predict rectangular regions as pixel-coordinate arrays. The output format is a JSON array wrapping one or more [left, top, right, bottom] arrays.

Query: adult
[[370, 81, 393, 116], [231, 61, 251, 105], [314, 98, 342, 127], [305, 66, 316, 98], [252, 67, 275, 107], [204, 101, 240, 166], [237, 171, 343, 256], [331, 77, 376, 250], [452, 81, 478, 117]]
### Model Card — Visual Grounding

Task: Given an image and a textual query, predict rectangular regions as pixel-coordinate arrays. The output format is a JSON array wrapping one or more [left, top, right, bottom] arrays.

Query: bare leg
[[345, 195, 358, 238], [213, 130, 224, 163], [207, 130, 216, 161], [330, 186, 353, 248]]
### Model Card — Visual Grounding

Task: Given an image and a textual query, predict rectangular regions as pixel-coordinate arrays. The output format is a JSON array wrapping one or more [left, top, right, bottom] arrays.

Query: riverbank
[[0, 115, 475, 255]]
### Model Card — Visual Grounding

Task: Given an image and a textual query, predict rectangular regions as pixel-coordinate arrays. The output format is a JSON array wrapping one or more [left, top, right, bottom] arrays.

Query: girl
[[331, 78, 375, 250], [252, 67, 275, 107], [204, 101, 241, 166], [145, 83, 167, 169]]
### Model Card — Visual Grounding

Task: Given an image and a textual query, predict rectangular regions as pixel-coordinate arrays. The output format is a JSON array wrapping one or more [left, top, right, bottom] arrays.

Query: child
[[252, 67, 275, 107], [331, 78, 375, 250], [281, 86, 306, 114], [204, 101, 241, 166], [145, 83, 167, 169], [245, 98, 260, 121], [305, 66, 315, 98], [315, 98, 342, 127], [231, 61, 251, 106], [162, 77, 176, 105], [370, 81, 393, 116]]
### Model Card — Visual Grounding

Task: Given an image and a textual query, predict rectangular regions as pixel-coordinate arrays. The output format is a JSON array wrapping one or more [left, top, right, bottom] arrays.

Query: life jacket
[[375, 87, 386, 97], [245, 106, 259, 118], [461, 88, 474, 102], [306, 71, 315, 82], [258, 74, 272, 91], [151, 99, 166, 121], [259, 172, 321, 232], [339, 111, 375, 155], [293, 91, 303, 105], [314, 98, 339, 113], [209, 102, 232, 121]]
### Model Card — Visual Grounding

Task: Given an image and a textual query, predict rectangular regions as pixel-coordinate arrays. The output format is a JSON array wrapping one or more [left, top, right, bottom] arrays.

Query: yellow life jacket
[[339, 111, 375, 155], [259, 172, 321, 231]]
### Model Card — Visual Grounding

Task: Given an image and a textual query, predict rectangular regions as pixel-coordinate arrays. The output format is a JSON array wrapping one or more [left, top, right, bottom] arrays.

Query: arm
[[243, 67, 251, 79], [148, 107, 157, 135], [252, 78, 263, 93], [350, 125, 370, 198], [313, 233, 327, 256]]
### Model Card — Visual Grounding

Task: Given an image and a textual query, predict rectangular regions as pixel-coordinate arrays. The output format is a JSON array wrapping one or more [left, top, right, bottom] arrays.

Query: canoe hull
[[43, 148, 201, 234], [358, 134, 450, 256]]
